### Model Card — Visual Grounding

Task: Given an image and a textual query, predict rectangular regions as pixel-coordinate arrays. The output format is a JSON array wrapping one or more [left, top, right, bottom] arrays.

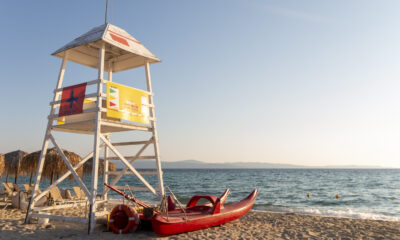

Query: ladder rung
[[106, 156, 156, 160], [112, 141, 152, 146], [106, 171, 157, 175]]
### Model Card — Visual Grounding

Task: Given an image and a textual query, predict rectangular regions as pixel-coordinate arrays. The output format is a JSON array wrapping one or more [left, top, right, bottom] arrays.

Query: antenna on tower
[[105, 0, 109, 24]]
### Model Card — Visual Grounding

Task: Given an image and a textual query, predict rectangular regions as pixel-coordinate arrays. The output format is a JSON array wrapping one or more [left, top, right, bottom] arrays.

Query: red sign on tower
[[58, 83, 87, 117]]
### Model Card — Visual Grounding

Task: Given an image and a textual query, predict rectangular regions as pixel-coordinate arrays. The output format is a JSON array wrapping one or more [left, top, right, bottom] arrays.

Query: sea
[[5, 169, 400, 221]]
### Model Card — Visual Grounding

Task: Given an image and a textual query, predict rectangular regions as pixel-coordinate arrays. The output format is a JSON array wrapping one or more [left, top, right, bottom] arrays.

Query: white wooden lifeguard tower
[[25, 23, 165, 233]]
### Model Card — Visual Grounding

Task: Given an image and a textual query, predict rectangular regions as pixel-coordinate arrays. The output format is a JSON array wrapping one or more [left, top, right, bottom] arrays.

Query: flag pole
[[105, 0, 109, 24]]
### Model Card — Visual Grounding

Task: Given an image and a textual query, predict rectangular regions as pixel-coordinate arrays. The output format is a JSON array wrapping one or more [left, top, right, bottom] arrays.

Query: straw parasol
[[0, 154, 4, 177], [4, 150, 28, 183], [21, 148, 84, 184], [83, 158, 117, 176]]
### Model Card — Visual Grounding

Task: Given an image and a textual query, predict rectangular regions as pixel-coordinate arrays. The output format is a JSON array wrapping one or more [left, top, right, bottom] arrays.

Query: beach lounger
[[0, 183, 11, 202], [23, 184, 32, 193], [11, 191, 29, 210], [13, 184, 22, 192], [29, 188, 49, 207], [0, 183, 16, 208], [0, 183, 7, 194], [6, 183, 15, 191], [2, 183, 14, 196], [23, 184, 32, 194], [0, 183, 4, 197], [5, 183, 21, 192], [60, 189, 74, 200], [73, 186, 87, 200], [49, 187, 84, 205], [49, 187, 66, 203]]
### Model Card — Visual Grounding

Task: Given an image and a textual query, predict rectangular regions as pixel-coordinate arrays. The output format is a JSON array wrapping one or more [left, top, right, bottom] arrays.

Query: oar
[[104, 183, 153, 209]]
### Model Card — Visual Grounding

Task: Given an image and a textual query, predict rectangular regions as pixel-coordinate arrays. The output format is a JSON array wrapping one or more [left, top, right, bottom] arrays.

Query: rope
[[126, 184, 139, 209], [104, 183, 152, 209], [166, 186, 187, 221]]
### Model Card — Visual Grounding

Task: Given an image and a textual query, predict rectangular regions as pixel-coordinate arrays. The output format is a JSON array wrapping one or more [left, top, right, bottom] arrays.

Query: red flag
[[58, 83, 87, 117]]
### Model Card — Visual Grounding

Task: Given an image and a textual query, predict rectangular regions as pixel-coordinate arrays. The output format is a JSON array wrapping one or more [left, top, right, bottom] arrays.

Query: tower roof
[[52, 23, 160, 72]]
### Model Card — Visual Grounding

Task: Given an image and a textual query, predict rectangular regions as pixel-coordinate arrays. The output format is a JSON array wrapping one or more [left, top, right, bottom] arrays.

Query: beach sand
[[0, 207, 399, 240]]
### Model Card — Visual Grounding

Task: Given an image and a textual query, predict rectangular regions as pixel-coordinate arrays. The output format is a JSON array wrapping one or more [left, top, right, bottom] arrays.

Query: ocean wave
[[253, 206, 400, 221], [108, 197, 400, 221]]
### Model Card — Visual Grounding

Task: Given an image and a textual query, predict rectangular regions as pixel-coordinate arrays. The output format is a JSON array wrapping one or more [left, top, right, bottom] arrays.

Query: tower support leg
[[88, 43, 105, 234], [25, 53, 68, 223], [145, 62, 165, 198]]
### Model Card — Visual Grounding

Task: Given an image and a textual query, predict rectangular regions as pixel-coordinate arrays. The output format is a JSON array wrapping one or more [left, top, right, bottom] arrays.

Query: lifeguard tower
[[25, 23, 165, 233]]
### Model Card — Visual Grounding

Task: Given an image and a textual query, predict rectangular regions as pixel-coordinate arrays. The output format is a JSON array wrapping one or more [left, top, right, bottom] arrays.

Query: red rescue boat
[[104, 183, 258, 235], [151, 189, 258, 236]]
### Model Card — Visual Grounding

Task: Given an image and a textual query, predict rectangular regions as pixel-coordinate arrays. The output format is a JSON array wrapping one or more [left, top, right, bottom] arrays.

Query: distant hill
[[113, 160, 384, 169]]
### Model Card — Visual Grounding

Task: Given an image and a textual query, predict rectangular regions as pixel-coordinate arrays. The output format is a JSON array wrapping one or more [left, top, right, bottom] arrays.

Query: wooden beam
[[111, 140, 153, 146], [51, 127, 94, 135], [68, 49, 99, 69], [102, 135, 110, 200], [101, 120, 152, 132], [106, 155, 155, 160], [48, 107, 106, 120], [106, 171, 157, 175], [32, 151, 94, 203], [30, 214, 88, 223], [49, 134, 90, 198], [53, 79, 103, 93], [50, 92, 103, 106], [99, 134, 157, 196], [102, 138, 153, 197], [145, 62, 165, 197], [33, 201, 88, 211], [25, 52, 69, 224], [89, 42, 106, 234]]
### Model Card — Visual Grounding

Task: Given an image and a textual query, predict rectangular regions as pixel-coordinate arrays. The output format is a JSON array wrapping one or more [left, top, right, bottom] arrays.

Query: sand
[[0, 207, 399, 240]]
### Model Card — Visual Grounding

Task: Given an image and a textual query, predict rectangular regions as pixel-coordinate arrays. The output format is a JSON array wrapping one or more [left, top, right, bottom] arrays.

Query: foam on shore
[[253, 208, 400, 222]]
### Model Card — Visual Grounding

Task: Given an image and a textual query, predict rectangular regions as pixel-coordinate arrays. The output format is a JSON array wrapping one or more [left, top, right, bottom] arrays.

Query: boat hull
[[151, 189, 258, 235]]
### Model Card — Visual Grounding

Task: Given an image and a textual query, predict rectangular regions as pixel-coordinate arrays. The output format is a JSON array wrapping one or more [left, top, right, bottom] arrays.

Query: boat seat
[[186, 195, 221, 214], [167, 189, 230, 212], [186, 195, 218, 208], [167, 195, 176, 211]]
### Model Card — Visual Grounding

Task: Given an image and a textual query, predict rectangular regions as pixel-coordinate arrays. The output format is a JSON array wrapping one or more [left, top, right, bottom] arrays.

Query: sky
[[1, 1, 400, 167]]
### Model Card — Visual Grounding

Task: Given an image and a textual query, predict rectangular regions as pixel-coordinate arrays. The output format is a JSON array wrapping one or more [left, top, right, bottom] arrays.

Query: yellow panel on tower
[[106, 82, 150, 124]]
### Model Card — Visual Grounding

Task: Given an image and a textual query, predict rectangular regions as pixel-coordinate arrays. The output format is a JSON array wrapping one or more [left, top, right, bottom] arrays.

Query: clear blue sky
[[1, 1, 400, 167]]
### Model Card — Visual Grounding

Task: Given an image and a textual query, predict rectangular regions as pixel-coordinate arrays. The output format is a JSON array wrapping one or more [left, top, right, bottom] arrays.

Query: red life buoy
[[109, 204, 140, 234]]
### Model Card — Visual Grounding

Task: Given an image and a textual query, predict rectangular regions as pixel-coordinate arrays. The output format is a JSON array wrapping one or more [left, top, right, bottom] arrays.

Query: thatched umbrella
[[0, 154, 4, 177], [21, 148, 83, 184], [4, 150, 28, 183], [83, 158, 117, 176]]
